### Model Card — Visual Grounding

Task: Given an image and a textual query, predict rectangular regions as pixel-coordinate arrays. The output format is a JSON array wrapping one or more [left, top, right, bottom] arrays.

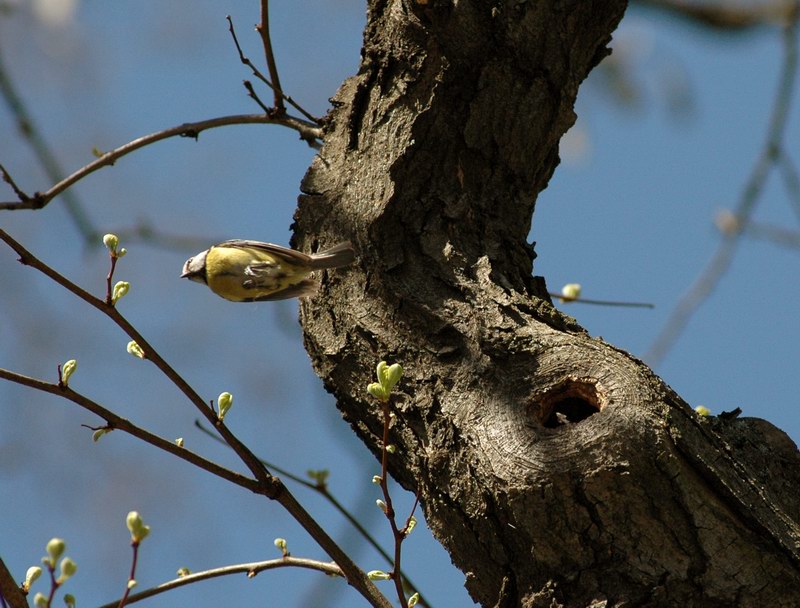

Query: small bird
[[181, 240, 355, 302]]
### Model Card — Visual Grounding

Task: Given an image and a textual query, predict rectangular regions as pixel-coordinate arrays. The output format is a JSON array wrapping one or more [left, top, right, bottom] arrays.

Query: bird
[[180, 240, 355, 302]]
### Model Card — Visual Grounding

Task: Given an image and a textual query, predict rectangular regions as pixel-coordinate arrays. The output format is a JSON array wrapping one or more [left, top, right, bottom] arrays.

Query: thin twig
[[0, 367, 259, 492], [548, 293, 654, 308], [645, 5, 799, 365], [256, 0, 285, 113], [97, 557, 343, 608], [226, 15, 321, 124], [0, 113, 321, 210]]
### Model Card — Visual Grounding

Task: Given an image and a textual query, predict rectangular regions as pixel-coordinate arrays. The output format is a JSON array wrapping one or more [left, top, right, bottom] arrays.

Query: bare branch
[[226, 14, 321, 124], [97, 557, 343, 608], [257, 0, 285, 113], [0, 557, 29, 608], [0, 366, 260, 493], [0, 113, 322, 210], [634, 0, 793, 31]]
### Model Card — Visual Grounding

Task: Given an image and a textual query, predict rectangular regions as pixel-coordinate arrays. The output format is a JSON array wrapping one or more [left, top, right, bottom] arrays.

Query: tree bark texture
[[293, 1, 800, 606]]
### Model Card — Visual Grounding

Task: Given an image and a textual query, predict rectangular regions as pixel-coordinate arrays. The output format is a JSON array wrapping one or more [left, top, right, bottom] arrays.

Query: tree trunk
[[293, 1, 800, 606]]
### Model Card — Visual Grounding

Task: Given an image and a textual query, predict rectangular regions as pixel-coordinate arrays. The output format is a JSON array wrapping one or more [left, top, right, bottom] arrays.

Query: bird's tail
[[307, 241, 356, 270]]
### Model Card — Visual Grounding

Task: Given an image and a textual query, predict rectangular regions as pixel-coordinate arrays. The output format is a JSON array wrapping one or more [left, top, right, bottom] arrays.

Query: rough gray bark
[[293, 1, 800, 606]]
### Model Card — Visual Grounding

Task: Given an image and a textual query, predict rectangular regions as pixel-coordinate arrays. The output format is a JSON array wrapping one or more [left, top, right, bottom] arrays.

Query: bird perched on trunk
[[181, 240, 355, 302]]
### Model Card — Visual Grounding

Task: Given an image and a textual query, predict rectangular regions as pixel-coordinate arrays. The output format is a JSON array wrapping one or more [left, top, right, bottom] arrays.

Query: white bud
[[126, 341, 145, 359], [217, 392, 233, 420]]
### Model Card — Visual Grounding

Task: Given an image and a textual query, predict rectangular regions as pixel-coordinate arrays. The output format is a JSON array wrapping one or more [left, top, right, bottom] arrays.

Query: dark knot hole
[[535, 379, 603, 428]]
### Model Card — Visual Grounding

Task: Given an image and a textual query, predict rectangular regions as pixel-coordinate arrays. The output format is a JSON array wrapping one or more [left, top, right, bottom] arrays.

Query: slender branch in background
[[0, 113, 322, 211], [634, 0, 793, 31], [256, 0, 285, 113], [548, 293, 655, 308], [0, 229, 392, 608], [97, 557, 343, 608], [777, 149, 800, 221], [226, 15, 321, 124], [645, 4, 799, 366], [0, 44, 97, 241], [743, 221, 800, 250]]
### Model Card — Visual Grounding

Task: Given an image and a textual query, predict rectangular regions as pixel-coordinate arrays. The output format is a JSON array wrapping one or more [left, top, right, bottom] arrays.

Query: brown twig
[[645, 3, 799, 365], [0, 113, 322, 211], [97, 557, 343, 608], [256, 0, 285, 113], [548, 293, 655, 308], [226, 15, 321, 124]]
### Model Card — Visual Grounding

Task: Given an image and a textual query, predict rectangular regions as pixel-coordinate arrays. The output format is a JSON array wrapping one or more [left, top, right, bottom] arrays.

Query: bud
[[57, 557, 77, 583], [175, 437, 184, 447], [176, 567, 191, 577], [372, 475, 382, 485], [126, 341, 145, 359], [376, 499, 388, 513], [46, 538, 66, 566], [408, 592, 420, 607], [273, 538, 288, 556], [33, 592, 48, 608], [695, 405, 711, 417], [386, 444, 396, 454], [103, 234, 119, 253], [61, 359, 77, 387], [126, 511, 150, 543], [560, 283, 582, 302], [92, 428, 111, 442], [22, 566, 42, 591], [127, 579, 137, 590], [384, 363, 403, 391], [64, 593, 76, 608], [117, 248, 127, 258], [367, 382, 388, 402], [405, 515, 417, 536], [111, 281, 130, 304], [367, 570, 391, 581], [217, 392, 233, 421]]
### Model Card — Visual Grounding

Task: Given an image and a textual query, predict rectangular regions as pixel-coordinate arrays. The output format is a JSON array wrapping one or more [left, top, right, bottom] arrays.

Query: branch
[[0, 113, 322, 210], [634, 0, 792, 31], [256, 0, 285, 113], [226, 15, 321, 124], [97, 557, 342, 608], [0, 367, 259, 493], [0, 230, 392, 608], [645, 3, 800, 365]]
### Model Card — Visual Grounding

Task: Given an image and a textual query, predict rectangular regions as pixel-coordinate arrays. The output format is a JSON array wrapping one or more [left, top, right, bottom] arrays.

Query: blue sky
[[1, 2, 798, 607]]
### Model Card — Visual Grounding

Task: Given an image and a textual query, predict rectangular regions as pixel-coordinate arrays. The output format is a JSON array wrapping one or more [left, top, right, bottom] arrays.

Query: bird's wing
[[218, 240, 313, 266]]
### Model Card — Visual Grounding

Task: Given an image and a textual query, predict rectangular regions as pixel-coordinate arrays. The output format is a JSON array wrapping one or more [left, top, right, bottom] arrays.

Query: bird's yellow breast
[[204, 246, 310, 302]]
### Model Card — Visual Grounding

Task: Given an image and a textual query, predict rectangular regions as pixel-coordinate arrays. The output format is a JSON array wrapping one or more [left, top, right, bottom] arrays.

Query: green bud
[[367, 382, 388, 402], [386, 444, 396, 454], [376, 361, 388, 385], [46, 538, 66, 565], [33, 592, 48, 608], [126, 341, 145, 359], [175, 437, 184, 447], [217, 392, 233, 421], [176, 567, 191, 577], [405, 515, 417, 536], [273, 538, 287, 555], [58, 557, 77, 583], [376, 499, 388, 513], [126, 511, 150, 543], [560, 283, 581, 302], [23, 566, 42, 591], [384, 363, 403, 391], [372, 475, 382, 485], [695, 405, 711, 417], [103, 234, 119, 253], [61, 359, 77, 387], [111, 281, 130, 304], [127, 579, 137, 590], [408, 592, 420, 607], [92, 428, 111, 442], [306, 469, 330, 488], [64, 593, 76, 608], [117, 248, 127, 258], [367, 570, 391, 581]]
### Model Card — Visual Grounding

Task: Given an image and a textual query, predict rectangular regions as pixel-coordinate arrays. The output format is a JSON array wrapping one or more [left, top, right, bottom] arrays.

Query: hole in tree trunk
[[533, 379, 604, 428]]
